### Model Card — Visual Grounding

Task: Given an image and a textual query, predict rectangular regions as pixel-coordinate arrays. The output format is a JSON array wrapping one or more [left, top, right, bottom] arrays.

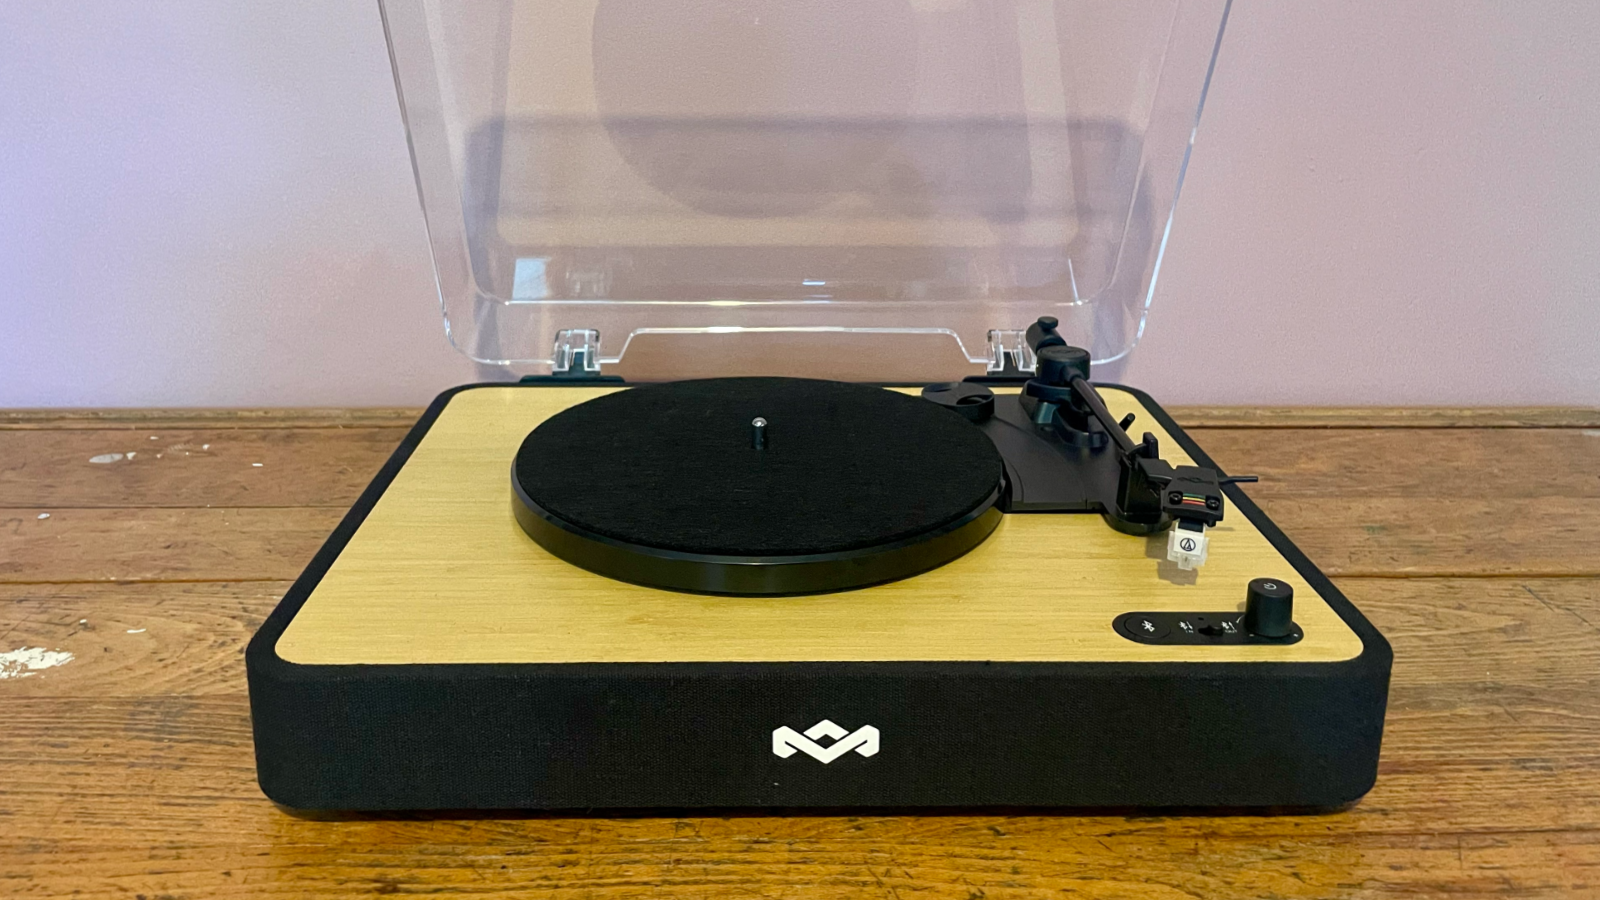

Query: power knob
[[1243, 578, 1295, 638]]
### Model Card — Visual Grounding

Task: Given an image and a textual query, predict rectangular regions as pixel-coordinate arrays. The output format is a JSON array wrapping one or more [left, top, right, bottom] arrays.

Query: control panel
[[1115, 578, 1302, 646]]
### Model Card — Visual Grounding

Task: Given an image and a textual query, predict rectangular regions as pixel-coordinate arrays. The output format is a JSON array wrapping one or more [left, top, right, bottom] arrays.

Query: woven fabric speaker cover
[[512, 377, 1005, 594]]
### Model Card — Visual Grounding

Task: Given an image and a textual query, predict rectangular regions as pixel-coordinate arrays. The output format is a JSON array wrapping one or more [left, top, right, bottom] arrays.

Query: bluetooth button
[[1117, 613, 1170, 643]]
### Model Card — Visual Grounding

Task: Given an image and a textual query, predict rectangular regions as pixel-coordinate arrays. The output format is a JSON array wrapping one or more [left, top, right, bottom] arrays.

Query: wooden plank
[[0, 820, 1593, 899], [1355, 578, 1600, 684], [0, 408, 424, 430], [1199, 427, 1600, 498], [1250, 497, 1599, 577], [1196, 426, 1600, 576], [0, 427, 407, 508], [0, 582, 279, 695], [0, 508, 343, 583]]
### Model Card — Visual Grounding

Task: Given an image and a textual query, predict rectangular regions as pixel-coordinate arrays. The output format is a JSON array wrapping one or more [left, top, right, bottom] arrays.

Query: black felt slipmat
[[512, 377, 1005, 595]]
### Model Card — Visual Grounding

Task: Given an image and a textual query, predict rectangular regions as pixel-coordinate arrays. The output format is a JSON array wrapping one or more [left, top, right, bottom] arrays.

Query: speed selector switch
[[1243, 578, 1295, 638]]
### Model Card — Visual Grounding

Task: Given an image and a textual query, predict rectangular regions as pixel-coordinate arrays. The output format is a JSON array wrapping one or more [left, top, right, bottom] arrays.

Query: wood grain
[[1199, 428, 1600, 498], [0, 427, 406, 508], [0, 507, 344, 584], [0, 811, 1591, 899], [0, 408, 424, 430], [276, 386, 1361, 665], [2, 404, 1599, 898]]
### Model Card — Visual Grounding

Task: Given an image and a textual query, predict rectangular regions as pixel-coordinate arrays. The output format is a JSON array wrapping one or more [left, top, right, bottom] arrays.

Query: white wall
[[1125, 1, 1600, 405], [2, 1, 1597, 408]]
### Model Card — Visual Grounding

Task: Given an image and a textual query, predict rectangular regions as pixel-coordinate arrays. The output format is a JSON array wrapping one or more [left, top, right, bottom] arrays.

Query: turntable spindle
[[751, 417, 768, 450]]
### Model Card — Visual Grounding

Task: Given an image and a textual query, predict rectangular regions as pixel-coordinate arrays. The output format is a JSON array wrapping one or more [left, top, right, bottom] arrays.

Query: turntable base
[[248, 382, 1389, 811]]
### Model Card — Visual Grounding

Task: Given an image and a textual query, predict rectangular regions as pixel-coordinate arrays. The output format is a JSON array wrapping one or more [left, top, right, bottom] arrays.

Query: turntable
[[248, 0, 1389, 810]]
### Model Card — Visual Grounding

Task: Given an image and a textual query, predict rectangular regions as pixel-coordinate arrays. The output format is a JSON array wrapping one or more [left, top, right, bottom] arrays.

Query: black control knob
[[1243, 578, 1295, 638]]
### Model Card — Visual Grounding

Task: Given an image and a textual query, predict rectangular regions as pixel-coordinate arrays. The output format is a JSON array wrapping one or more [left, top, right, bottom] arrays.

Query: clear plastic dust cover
[[380, 0, 1231, 379]]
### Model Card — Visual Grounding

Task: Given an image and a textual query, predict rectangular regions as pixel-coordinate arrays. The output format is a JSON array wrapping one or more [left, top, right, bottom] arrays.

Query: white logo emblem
[[772, 719, 880, 764]]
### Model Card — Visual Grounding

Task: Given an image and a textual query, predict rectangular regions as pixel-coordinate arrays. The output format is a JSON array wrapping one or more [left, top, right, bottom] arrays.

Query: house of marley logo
[[771, 719, 880, 764]]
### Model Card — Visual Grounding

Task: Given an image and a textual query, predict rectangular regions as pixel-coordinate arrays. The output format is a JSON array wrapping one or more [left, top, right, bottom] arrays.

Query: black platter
[[512, 377, 1006, 595]]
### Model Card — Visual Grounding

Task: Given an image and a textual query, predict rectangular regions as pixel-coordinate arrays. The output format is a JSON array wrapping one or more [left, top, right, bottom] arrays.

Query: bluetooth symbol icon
[[1123, 614, 1170, 642]]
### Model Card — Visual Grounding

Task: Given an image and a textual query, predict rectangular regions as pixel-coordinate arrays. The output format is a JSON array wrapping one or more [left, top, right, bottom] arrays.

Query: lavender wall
[[2, 1, 1596, 408]]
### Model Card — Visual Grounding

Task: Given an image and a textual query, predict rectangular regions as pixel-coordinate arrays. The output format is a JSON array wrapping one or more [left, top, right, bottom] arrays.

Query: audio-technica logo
[[771, 719, 880, 764]]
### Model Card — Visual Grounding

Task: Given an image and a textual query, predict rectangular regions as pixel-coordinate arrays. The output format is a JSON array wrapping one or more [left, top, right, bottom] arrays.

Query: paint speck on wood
[[0, 647, 74, 679]]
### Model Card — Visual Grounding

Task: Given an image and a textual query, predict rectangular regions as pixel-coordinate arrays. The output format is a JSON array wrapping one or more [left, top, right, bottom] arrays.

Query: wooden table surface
[[2, 405, 1598, 898]]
